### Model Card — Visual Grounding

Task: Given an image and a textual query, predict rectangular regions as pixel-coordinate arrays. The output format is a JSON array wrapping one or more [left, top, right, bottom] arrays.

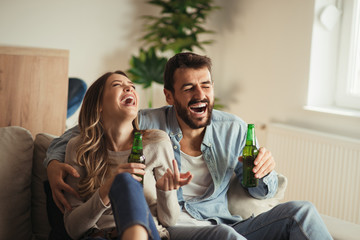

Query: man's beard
[[173, 97, 213, 129]]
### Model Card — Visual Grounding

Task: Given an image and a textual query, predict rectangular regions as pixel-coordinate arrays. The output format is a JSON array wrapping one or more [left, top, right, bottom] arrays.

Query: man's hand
[[239, 147, 275, 179], [156, 160, 193, 191], [47, 160, 80, 213]]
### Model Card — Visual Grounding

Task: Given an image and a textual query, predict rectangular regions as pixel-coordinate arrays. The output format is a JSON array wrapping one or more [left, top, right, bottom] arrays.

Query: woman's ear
[[163, 88, 174, 105]]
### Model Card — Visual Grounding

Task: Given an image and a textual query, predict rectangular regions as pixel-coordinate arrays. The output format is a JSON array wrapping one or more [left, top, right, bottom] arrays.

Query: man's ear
[[163, 88, 174, 105]]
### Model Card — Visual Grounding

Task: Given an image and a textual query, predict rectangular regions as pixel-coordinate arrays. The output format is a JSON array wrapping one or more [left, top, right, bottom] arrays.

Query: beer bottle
[[242, 124, 259, 187], [128, 131, 146, 185]]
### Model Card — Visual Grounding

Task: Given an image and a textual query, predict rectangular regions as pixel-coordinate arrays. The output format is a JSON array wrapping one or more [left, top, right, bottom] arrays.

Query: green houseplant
[[127, 0, 221, 108]]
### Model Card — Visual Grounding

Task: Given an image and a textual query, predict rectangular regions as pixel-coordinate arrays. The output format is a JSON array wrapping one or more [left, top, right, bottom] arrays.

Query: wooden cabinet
[[0, 46, 69, 138]]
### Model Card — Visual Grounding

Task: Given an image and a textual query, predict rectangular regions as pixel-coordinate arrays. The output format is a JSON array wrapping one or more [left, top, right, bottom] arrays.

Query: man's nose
[[193, 85, 205, 99]]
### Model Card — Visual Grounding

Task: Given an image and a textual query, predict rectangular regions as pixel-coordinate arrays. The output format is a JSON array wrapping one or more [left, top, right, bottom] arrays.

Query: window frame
[[306, 0, 360, 116], [335, 0, 360, 109]]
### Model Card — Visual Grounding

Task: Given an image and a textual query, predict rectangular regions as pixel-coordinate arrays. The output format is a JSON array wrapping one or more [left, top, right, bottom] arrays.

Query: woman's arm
[[155, 159, 192, 226], [153, 140, 180, 227], [145, 130, 192, 227], [64, 189, 110, 239], [63, 138, 110, 240]]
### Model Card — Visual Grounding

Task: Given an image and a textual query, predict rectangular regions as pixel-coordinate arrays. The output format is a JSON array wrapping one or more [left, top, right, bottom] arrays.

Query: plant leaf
[[127, 47, 168, 88]]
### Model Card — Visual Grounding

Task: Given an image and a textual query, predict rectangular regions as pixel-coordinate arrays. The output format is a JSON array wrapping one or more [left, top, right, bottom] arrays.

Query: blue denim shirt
[[45, 105, 278, 224], [138, 106, 278, 224]]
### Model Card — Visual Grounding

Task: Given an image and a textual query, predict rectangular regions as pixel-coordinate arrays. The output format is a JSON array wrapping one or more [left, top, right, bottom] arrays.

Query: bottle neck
[[246, 139, 256, 146], [246, 125, 256, 146], [131, 132, 143, 151]]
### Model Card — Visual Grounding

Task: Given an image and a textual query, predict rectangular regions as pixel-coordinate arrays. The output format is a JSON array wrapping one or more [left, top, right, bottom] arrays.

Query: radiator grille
[[266, 123, 360, 224]]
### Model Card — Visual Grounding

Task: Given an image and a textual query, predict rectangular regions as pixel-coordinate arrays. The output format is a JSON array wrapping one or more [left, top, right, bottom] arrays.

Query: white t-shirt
[[176, 151, 213, 226]]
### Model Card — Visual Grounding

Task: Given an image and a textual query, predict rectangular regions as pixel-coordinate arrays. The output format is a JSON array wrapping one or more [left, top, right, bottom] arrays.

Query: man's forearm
[[44, 126, 80, 167]]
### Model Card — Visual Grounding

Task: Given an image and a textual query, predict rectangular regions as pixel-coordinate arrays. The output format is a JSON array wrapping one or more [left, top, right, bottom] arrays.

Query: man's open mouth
[[189, 102, 207, 114]]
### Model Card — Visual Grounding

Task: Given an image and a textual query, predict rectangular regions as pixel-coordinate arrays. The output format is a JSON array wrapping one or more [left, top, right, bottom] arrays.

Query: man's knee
[[213, 224, 246, 240], [285, 201, 317, 214], [282, 200, 323, 224]]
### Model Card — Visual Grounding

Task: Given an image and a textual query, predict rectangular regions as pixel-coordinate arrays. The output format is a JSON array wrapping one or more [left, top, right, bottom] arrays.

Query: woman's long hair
[[76, 70, 128, 200]]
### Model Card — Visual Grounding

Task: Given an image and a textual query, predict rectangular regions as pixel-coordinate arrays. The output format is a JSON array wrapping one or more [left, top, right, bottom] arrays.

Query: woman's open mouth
[[120, 94, 136, 106]]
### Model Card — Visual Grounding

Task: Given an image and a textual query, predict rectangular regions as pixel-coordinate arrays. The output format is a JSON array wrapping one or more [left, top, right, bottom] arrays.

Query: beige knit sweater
[[64, 129, 179, 239]]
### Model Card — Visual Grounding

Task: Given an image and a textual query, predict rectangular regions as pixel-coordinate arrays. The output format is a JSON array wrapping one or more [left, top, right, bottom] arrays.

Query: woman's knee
[[114, 172, 133, 183], [110, 172, 139, 194]]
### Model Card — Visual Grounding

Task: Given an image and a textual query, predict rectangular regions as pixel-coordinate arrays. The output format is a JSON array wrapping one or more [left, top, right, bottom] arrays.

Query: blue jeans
[[167, 201, 333, 240], [83, 173, 160, 240]]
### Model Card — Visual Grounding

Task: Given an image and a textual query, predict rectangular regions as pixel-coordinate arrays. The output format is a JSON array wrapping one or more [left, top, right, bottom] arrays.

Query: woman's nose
[[124, 85, 132, 92]]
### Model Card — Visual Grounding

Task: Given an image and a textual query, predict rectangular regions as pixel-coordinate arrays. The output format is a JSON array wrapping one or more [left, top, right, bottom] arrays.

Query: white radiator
[[265, 123, 360, 224]]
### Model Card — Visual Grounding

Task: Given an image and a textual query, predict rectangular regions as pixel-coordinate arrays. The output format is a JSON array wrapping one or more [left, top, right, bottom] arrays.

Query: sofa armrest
[[321, 214, 360, 240], [0, 126, 34, 240], [227, 173, 288, 219]]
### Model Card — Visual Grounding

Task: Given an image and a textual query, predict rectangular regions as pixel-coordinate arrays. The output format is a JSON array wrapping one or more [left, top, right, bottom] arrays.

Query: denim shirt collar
[[166, 107, 183, 141], [202, 126, 213, 148]]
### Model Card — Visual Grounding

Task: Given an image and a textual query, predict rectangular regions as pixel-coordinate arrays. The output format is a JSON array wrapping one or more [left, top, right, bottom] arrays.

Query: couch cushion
[[32, 132, 56, 240], [321, 214, 360, 240], [0, 126, 34, 240], [227, 173, 288, 219], [32, 132, 72, 240]]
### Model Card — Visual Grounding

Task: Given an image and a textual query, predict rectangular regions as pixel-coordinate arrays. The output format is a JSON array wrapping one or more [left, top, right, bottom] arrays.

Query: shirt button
[[174, 146, 178, 149], [177, 134, 181, 138]]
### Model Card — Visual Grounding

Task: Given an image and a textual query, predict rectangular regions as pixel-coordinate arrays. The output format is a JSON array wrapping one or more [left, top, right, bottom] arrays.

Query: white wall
[[0, 0, 160, 127], [1, 0, 359, 141], [206, 0, 360, 142]]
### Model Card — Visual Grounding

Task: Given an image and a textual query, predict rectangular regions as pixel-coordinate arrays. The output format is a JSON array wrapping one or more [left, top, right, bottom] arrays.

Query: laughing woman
[[63, 71, 192, 240]]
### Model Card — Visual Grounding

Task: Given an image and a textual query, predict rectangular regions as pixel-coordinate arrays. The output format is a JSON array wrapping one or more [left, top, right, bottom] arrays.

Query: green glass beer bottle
[[242, 124, 259, 187], [128, 131, 146, 185]]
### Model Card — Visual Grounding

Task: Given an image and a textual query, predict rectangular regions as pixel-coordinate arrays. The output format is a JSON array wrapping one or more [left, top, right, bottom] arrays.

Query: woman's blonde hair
[[76, 70, 134, 200]]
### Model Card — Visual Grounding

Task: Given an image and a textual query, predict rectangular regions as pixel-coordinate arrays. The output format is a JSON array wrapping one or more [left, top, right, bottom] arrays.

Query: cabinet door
[[0, 46, 69, 137]]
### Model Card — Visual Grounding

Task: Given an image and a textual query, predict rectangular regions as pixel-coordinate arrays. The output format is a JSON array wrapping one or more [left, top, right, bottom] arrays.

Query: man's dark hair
[[164, 52, 212, 92]]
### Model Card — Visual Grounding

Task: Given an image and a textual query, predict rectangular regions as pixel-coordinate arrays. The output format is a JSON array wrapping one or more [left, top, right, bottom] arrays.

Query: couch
[[1, 126, 359, 240]]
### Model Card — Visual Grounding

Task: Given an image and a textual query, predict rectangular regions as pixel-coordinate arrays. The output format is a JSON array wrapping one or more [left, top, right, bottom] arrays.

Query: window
[[336, 0, 360, 109], [307, 0, 360, 116]]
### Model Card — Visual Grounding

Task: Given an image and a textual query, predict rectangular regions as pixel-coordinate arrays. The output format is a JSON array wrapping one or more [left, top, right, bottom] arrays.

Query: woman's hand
[[99, 163, 146, 205], [113, 162, 146, 182], [156, 160, 193, 191]]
